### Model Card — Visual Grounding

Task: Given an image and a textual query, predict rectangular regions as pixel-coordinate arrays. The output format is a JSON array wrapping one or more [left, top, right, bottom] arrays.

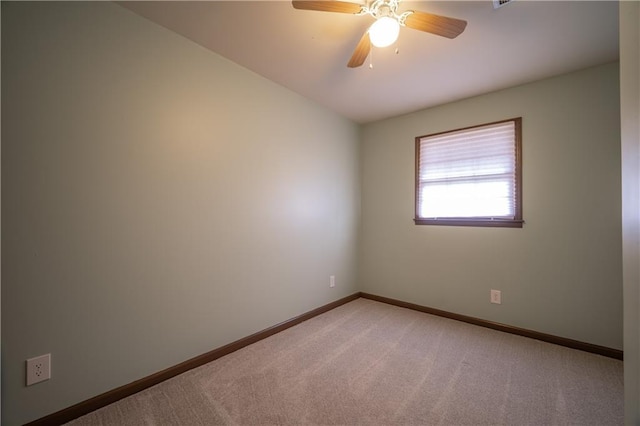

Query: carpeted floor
[[67, 298, 623, 425]]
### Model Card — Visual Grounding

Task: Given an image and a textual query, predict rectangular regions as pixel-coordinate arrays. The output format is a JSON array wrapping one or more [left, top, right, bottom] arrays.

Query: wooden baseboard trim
[[26, 292, 361, 426], [27, 291, 621, 425], [360, 292, 623, 361]]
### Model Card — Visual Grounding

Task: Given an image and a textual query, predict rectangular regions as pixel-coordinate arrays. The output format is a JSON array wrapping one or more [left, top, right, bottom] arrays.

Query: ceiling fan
[[292, 0, 467, 68]]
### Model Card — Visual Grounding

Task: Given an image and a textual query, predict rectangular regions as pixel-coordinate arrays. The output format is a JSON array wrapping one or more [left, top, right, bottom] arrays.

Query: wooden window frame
[[414, 118, 523, 228]]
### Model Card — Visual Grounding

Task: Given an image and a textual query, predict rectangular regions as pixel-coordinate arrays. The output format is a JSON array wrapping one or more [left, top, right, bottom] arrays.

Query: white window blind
[[416, 120, 519, 220]]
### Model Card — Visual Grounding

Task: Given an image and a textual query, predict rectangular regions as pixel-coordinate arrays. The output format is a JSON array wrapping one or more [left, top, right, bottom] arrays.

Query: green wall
[[360, 62, 622, 350], [1, 2, 360, 424]]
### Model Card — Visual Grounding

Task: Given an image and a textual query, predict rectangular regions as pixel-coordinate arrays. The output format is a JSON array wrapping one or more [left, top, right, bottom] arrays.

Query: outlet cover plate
[[26, 353, 51, 386], [490, 289, 502, 304]]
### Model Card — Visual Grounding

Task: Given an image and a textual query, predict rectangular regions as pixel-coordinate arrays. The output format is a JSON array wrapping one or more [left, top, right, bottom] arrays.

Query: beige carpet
[[67, 298, 623, 425]]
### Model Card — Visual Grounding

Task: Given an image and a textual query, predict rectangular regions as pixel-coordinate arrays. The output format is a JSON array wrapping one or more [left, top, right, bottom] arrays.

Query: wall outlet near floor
[[329, 275, 336, 288], [26, 353, 51, 386], [490, 289, 502, 304]]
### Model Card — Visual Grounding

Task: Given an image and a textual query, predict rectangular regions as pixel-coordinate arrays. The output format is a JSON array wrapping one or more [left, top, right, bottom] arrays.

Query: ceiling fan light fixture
[[291, 0, 467, 68], [368, 16, 400, 48]]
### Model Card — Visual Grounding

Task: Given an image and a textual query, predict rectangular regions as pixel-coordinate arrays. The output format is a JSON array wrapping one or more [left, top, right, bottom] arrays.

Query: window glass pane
[[420, 180, 513, 218]]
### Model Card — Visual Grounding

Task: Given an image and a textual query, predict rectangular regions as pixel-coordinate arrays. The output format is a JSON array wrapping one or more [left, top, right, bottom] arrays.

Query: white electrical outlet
[[329, 275, 336, 288], [26, 353, 51, 386], [490, 289, 502, 305]]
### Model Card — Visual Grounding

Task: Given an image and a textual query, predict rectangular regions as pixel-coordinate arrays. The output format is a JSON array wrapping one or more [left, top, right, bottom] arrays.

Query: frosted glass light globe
[[369, 16, 400, 48]]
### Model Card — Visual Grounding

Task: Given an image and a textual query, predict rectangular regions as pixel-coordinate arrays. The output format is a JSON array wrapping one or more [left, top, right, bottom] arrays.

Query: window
[[414, 118, 523, 228]]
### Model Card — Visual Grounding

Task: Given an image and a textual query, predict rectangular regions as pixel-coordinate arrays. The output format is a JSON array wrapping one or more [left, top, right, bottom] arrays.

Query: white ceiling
[[118, 1, 619, 124]]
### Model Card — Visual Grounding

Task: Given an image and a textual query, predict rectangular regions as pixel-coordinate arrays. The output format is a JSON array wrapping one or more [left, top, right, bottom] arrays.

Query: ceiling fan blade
[[292, 1, 363, 14], [347, 31, 371, 68], [404, 11, 467, 39]]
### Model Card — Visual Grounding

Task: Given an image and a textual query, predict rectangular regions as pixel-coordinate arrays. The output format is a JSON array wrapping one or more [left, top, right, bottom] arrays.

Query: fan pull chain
[[369, 44, 374, 69]]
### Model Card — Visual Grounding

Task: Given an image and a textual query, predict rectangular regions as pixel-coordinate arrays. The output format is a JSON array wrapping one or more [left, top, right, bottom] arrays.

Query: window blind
[[416, 120, 517, 219]]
